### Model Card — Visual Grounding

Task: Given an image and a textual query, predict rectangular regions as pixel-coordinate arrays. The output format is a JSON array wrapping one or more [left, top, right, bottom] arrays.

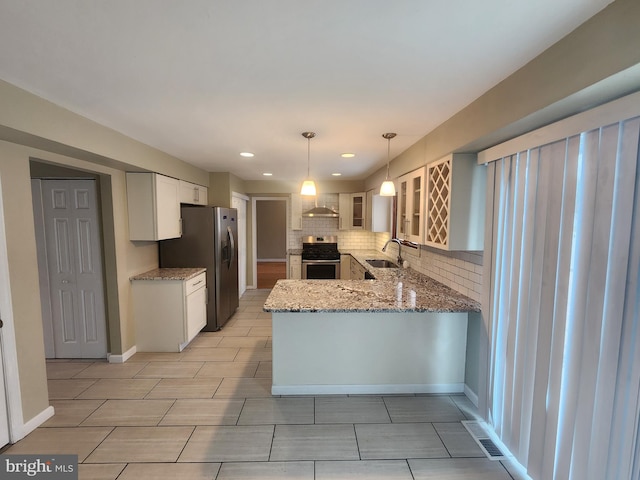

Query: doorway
[[32, 178, 107, 359], [232, 192, 249, 297], [253, 198, 288, 289]]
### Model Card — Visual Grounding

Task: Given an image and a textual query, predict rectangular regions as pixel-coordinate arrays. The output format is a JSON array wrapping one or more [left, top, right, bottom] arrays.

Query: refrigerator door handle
[[227, 226, 235, 270]]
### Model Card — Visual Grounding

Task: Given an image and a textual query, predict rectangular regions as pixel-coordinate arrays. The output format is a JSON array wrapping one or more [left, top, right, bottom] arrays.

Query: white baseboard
[[14, 406, 55, 442], [464, 384, 479, 407], [107, 345, 136, 364], [271, 383, 465, 396]]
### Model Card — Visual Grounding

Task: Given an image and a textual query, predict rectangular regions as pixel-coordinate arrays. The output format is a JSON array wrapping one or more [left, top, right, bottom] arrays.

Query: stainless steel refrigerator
[[159, 206, 239, 331]]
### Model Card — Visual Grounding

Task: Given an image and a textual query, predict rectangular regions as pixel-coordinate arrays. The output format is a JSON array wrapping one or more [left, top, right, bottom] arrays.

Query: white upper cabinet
[[425, 153, 486, 250], [339, 192, 365, 230], [396, 167, 425, 243], [366, 190, 392, 233], [290, 193, 303, 230], [179, 180, 208, 205], [126, 172, 181, 241]]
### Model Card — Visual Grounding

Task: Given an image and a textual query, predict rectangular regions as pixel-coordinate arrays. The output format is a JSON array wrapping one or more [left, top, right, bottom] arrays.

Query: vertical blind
[[485, 116, 640, 480]]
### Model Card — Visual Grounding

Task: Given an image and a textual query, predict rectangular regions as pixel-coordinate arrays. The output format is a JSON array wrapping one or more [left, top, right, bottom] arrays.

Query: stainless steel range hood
[[302, 205, 339, 218]]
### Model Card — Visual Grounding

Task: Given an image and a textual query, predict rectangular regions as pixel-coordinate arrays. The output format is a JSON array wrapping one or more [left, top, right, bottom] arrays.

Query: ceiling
[[0, 0, 613, 182]]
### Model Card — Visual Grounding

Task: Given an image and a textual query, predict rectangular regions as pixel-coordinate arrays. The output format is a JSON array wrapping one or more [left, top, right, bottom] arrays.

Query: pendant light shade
[[380, 179, 396, 196], [300, 131, 317, 196], [380, 132, 397, 196], [300, 179, 317, 196]]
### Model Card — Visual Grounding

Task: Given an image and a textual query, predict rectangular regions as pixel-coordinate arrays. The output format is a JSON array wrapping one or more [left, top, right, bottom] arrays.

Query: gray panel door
[[42, 179, 107, 358]]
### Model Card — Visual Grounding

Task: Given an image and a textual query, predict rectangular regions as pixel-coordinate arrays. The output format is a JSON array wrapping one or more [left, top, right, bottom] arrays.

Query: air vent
[[462, 420, 505, 460]]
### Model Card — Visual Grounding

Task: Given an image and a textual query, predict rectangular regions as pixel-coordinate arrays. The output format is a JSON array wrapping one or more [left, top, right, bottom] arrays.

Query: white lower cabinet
[[132, 272, 207, 352], [288, 254, 302, 279], [340, 255, 351, 280], [350, 257, 366, 280]]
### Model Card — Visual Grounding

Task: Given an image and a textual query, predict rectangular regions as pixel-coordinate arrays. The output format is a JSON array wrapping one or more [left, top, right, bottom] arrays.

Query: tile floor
[[4, 289, 526, 479]]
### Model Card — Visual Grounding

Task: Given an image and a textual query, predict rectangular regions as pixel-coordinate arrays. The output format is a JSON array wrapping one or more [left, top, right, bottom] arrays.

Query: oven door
[[302, 261, 340, 279]]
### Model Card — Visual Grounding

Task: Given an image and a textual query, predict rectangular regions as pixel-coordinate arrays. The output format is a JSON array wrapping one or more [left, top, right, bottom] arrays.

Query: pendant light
[[300, 131, 317, 196], [380, 132, 397, 196]]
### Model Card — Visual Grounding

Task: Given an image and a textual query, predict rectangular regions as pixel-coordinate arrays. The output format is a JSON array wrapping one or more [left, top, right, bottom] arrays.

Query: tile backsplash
[[374, 233, 483, 302], [373, 232, 482, 302]]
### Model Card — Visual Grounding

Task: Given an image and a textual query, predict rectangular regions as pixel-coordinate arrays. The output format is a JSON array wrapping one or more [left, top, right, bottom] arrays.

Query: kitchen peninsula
[[264, 253, 480, 395]]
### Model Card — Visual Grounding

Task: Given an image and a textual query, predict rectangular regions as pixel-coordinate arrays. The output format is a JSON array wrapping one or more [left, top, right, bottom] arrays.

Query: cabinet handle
[[191, 280, 204, 287]]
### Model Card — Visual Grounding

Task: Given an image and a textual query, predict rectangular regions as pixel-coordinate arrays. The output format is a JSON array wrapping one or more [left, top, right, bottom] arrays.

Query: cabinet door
[[340, 255, 351, 279], [396, 168, 424, 243], [339, 193, 365, 230], [408, 171, 424, 243], [425, 156, 451, 248], [126, 172, 181, 241], [289, 254, 302, 279], [291, 193, 303, 230], [349, 258, 365, 280], [351, 193, 365, 229], [156, 174, 181, 239], [197, 185, 208, 205], [186, 286, 207, 343], [367, 190, 391, 233], [338, 193, 351, 230], [397, 177, 409, 238], [179, 180, 208, 205]]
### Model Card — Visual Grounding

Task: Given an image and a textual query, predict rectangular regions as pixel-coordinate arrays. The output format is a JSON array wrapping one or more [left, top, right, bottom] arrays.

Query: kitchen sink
[[366, 259, 398, 268]]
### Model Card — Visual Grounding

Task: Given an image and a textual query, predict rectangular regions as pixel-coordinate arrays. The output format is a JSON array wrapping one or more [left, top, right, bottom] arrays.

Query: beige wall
[[0, 141, 163, 425], [209, 172, 247, 207], [0, 143, 49, 422], [365, 0, 640, 190], [0, 80, 210, 430], [0, 80, 209, 186]]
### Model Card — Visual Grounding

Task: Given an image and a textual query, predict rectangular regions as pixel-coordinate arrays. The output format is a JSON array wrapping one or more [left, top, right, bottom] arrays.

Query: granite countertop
[[265, 249, 480, 313], [130, 267, 206, 281], [287, 249, 303, 255]]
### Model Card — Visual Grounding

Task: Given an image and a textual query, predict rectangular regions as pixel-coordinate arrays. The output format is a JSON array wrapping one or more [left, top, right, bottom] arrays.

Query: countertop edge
[[130, 267, 206, 281]]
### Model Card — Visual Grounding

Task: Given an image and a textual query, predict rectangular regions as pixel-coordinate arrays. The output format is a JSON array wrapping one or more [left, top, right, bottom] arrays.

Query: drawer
[[185, 272, 206, 295]]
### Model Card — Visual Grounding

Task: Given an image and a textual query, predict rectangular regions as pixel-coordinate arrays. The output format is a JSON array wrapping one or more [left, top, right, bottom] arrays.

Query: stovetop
[[302, 235, 340, 261]]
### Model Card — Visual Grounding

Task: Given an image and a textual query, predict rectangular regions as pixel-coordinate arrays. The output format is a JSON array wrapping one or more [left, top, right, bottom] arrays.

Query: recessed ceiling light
[[341, 153, 355, 158], [331, 173, 342, 176], [240, 152, 255, 158], [262, 172, 273, 176]]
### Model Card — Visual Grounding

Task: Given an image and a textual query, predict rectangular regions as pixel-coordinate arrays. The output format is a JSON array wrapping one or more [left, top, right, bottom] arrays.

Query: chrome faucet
[[382, 238, 403, 265]]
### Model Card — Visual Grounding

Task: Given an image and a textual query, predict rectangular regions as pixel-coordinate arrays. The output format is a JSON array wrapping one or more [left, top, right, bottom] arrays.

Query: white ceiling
[[0, 0, 612, 182]]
